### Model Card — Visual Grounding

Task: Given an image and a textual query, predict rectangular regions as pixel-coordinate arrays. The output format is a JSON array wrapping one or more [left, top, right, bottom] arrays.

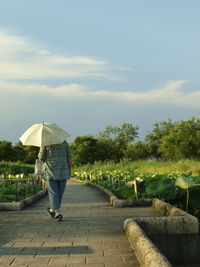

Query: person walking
[[38, 140, 71, 222]]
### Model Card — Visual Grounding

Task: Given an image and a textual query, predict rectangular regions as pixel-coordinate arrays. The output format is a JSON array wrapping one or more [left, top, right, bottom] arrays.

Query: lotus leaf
[[145, 178, 175, 200], [175, 176, 195, 189]]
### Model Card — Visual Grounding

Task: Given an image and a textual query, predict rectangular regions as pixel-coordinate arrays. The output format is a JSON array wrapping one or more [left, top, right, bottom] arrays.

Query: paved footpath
[[0, 181, 161, 267]]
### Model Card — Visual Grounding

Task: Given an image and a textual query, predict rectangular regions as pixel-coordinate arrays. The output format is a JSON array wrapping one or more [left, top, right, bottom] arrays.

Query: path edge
[[0, 188, 48, 211], [124, 218, 173, 267]]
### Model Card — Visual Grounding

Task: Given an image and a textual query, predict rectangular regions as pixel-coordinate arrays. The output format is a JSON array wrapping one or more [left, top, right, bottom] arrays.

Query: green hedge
[[0, 161, 34, 175], [0, 180, 43, 201]]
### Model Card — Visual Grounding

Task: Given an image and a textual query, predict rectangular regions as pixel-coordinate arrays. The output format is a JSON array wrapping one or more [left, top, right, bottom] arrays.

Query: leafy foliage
[[158, 117, 200, 160], [97, 123, 139, 161], [0, 141, 39, 164], [0, 180, 42, 201], [145, 176, 176, 200], [0, 162, 34, 175], [145, 119, 176, 158], [175, 176, 195, 189], [124, 141, 149, 160], [0, 141, 14, 161], [71, 136, 115, 165]]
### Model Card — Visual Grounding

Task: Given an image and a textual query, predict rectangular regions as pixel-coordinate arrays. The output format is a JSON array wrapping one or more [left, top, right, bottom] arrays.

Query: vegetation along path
[[0, 181, 161, 267]]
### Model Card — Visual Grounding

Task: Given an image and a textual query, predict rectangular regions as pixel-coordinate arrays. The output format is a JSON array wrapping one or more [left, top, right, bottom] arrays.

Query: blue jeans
[[46, 180, 67, 210]]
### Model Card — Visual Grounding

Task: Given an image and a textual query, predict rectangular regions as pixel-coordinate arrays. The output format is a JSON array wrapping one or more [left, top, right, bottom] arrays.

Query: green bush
[[0, 180, 42, 201], [0, 161, 34, 175]]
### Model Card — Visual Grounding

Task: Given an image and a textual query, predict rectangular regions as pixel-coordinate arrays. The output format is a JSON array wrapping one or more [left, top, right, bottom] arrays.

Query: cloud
[[0, 30, 199, 110], [114, 80, 188, 102], [0, 29, 111, 80], [1, 79, 200, 109]]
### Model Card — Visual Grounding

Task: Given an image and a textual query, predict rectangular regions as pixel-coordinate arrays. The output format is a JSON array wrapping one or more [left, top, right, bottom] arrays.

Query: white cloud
[[1, 79, 200, 109], [114, 80, 188, 101], [0, 30, 111, 80], [0, 30, 199, 109]]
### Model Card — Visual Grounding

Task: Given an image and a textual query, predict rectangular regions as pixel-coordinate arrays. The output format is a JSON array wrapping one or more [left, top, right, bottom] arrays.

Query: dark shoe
[[47, 208, 55, 218], [55, 214, 63, 222]]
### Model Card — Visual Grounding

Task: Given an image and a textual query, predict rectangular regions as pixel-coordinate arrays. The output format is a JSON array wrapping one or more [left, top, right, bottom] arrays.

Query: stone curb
[[0, 188, 48, 211], [85, 181, 152, 207], [153, 198, 195, 217], [124, 218, 173, 267], [152, 198, 199, 234], [134, 215, 199, 235]]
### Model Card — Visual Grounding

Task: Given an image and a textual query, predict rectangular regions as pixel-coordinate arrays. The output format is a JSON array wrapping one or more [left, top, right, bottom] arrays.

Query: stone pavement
[[0, 181, 161, 267]]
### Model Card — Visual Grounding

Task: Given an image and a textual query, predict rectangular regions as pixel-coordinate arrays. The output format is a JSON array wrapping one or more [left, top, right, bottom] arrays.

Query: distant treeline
[[1, 117, 200, 165]]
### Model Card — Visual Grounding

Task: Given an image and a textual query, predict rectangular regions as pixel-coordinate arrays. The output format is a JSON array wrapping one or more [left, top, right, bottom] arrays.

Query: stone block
[[124, 219, 173, 267], [0, 256, 15, 265]]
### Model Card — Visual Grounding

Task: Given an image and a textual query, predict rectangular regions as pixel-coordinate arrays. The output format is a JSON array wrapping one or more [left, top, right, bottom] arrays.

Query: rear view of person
[[38, 140, 71, 221]]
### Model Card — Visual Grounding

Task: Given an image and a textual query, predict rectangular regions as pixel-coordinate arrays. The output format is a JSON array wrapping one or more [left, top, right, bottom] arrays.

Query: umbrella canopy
[[19, 122, 70, 147]]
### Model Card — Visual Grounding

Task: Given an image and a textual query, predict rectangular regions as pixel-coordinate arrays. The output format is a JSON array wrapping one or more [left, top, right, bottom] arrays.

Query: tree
[[0, 140, 39, 164], [98, 122, 138, 144], [0, 141, 14, 161], [124, 141, 149, 160], [23, 146, 39, 164], [98, 123, 139, 161], [145, 119, 176, 158], [158, 117, 200, 160], [12, 142, 27, 162], [71, 136, 101, 165]]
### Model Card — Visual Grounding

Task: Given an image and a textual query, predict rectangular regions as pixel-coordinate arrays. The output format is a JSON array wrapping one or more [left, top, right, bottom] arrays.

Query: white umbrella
[[19, 122, 70, 147]]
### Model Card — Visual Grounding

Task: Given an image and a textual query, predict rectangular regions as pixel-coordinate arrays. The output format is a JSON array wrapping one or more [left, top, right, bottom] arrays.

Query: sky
[[0, 0, 200, 143]]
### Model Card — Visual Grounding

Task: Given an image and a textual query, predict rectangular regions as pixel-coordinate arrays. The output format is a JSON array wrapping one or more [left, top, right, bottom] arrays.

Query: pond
[[150, 234, 200, 266]]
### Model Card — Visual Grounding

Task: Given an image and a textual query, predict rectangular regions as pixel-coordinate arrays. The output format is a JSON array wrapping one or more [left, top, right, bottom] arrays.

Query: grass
[[73, 159, 200, 176]]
